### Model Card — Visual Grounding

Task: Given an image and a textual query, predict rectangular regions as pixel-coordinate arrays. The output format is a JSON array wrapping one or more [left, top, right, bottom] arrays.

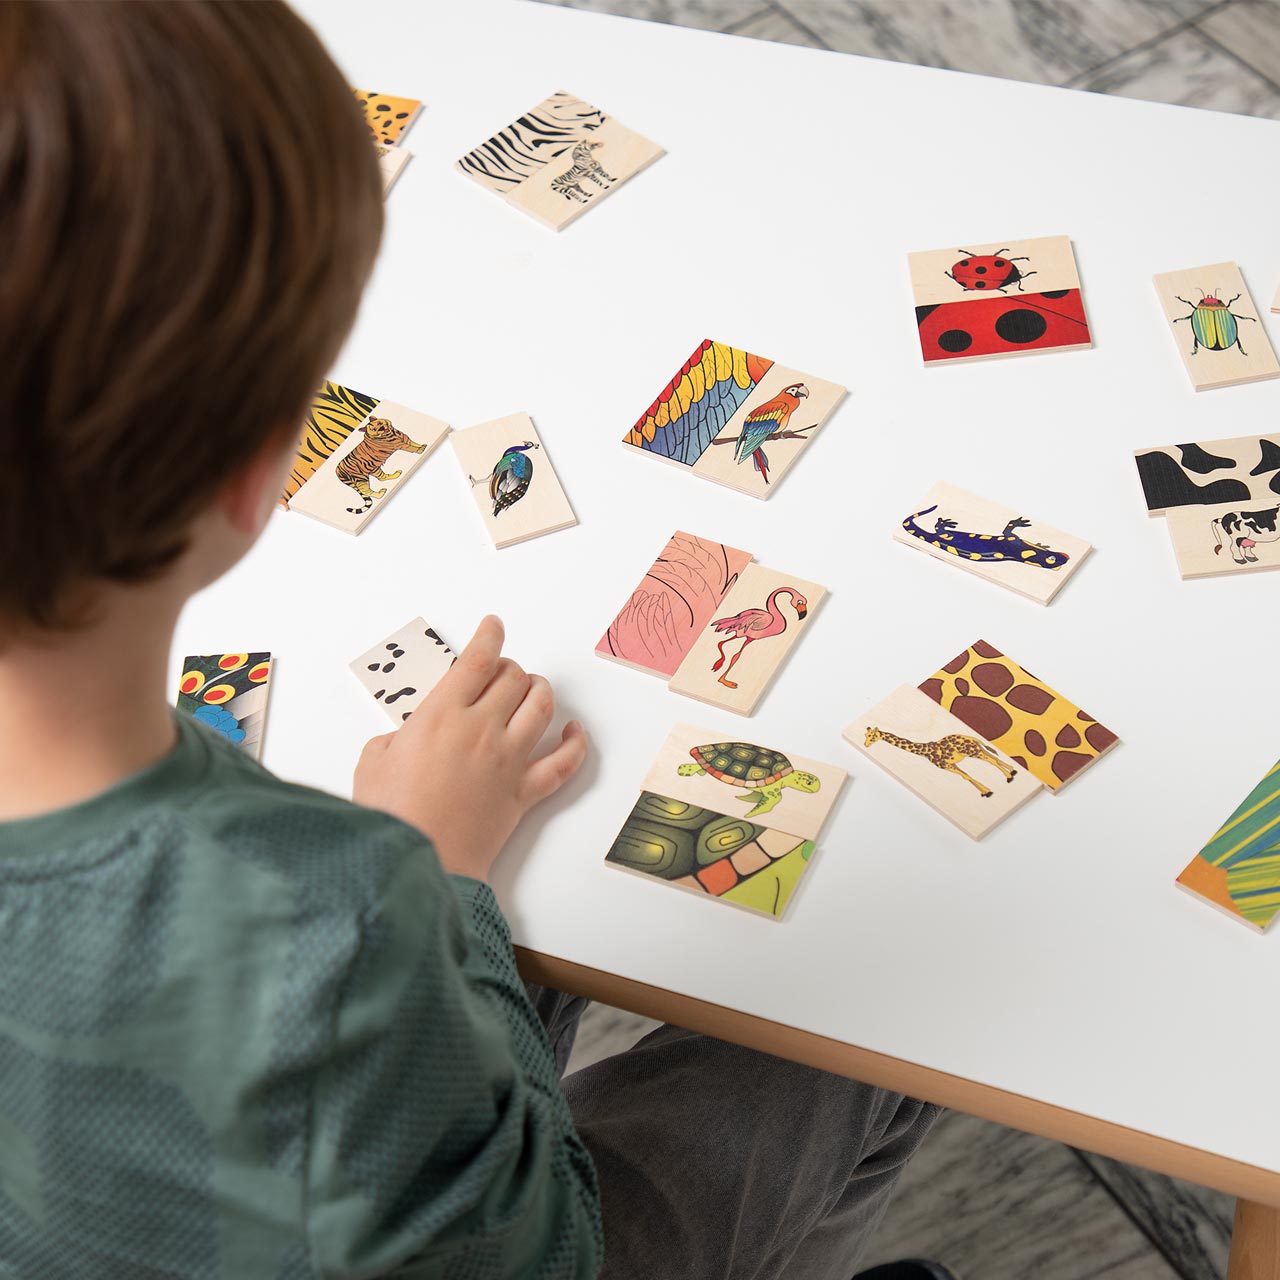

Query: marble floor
[[535, 2, 1272, 1274]]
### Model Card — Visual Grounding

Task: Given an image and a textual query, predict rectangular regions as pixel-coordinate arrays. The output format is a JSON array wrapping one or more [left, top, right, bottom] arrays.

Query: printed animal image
[[550, 139, 614, 203], [677, 742, 821, 819], [470, 441, 539, 516], [176, 652, 273, 759], [1135, 436, 1280, 513], [283, 381, 380, 506], [724, 383, 809, 484], [335, 416, 426, 513], [709, 586, 806, 689], [864, 726, 1017, 798], [902, 505, 1070, 570], [1212, 505, 1280, 564], [945, 249, 1035, 294], [1173, 290, 1256, 356]]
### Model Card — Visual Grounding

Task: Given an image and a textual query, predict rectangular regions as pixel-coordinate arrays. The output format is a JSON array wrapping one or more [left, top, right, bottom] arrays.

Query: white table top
[[176, 0, 1280, 1177]]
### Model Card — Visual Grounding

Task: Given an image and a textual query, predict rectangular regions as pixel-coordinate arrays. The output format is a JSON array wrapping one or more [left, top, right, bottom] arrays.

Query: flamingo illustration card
[[349, 618, 455, 725], [176, 651, 273, 760], [596, 531, 753, 678], [455, 91, 663, 231], [450, 413, 576, 549], [845, 684, 1041, 840], [667, 562, 827, 716], [893, 481, 1092, 605], [623, 340, 846, 498]]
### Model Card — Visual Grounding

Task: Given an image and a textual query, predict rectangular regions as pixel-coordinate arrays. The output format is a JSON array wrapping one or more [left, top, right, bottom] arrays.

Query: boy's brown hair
[[0, 0, 383, 629]]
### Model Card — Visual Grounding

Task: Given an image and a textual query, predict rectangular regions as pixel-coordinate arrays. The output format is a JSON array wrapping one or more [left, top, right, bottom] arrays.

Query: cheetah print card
[[455, 91, 663, 231], [176, 652, 273, 761], [349, 618, 455, 725], [352, 89, 422, 148]]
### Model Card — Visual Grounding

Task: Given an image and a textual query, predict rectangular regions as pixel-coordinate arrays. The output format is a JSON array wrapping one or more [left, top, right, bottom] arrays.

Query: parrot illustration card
[[596, 531, 753, 678], [1176, 755, 1280, 933], [450, 413, 577, 549], [349, 618, 456, 725], [622, 340, 845, 499], [1153, 263, 1280, 392], [919, 640, 1119, 792], [455, 91, 663, 231], [667, 562, 827, 717], [1164, 500, 1280, 579], [176, 652, 273, 761], [286, 399, 450, 536], [375, 144, 411, 197], [281, 381, 381, 508], [352, 89, 422, 148], [845, 684, 1042, 841], [893, 481, 1092, 605], [1133, 434, 1280, 516], [907, 235, 1091, 364]]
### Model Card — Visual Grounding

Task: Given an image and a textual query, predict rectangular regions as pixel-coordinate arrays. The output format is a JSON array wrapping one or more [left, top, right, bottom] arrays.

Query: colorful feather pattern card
[[175, 652, 273, 759]]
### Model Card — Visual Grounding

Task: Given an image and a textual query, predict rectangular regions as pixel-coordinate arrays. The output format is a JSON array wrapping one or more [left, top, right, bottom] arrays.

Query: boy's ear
[[218, 428, 296, 536]]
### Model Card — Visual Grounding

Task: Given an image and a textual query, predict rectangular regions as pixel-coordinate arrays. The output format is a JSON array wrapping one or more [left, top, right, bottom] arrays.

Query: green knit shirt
[[0, 715, 602, 1279]]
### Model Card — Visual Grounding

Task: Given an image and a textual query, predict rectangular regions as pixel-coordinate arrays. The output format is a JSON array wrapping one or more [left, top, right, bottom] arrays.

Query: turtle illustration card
[[1164, 499, 1280, 579], [1153, 263, 1280, 392], [622, 340, 845, 499], [450, 413, 576, 549], [1176, 755, 1280, 933], [176, 651, 273, 760], [1133, 434, 1280, 516], [286, 398, 450, 535], [352, 89, 422, 148], [349, 618, 455, 725], [919, 640, 1118, 792], [667, 562, 827, 717], [641, 723, 846, 844], [596, 531, 753, 678], [845, 684, 1042, 841], [455, 91, 663, 231], [894, 481, 1091, 605], [907, 235, 1092, 364]]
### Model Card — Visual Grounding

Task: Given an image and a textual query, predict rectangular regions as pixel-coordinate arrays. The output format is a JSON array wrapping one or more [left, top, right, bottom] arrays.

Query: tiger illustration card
[[349, 618, 455, 725], [455, 90, 663, 231], [175, 652, 273, 760]]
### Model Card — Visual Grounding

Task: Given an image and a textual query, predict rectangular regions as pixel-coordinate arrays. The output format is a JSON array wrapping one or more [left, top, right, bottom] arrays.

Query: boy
[[0, 3, 945, 1277]]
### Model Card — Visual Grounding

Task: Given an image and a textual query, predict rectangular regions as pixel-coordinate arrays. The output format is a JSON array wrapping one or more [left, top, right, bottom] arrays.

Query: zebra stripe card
[[455, 90, 663, 230]]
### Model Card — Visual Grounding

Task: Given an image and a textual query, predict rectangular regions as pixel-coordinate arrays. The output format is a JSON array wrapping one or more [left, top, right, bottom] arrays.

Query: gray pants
[[529, 987, 941, 1280]]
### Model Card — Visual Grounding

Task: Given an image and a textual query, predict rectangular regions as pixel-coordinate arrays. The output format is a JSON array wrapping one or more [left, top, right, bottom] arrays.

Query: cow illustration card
[[622, 340, 845, 498], [907, 235, 1092, 364], [451, 413, 576, 549], [1134, 435, 1280, 516], [286, 398, 450, 535], [846, 684, 1042, 840], [667, 562, 827, 716], [455, 91, 663, 231], [176, 651, 273, 760], [597, 531, 753, 678], [894, 481, 1091, 605], [349, 618, 455, 724], [1165, 500, 1280, 578], [1153, 262, 1280, 392], [352, 89, 422, 147]]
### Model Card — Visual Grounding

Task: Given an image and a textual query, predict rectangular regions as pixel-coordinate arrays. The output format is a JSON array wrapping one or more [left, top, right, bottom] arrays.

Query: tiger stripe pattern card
[[176, 652, 273, 760], [455, 91, 663, 231], [349, 618, 455, 725]]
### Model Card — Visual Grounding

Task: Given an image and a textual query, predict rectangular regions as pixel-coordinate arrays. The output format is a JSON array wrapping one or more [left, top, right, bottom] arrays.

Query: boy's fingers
[[444, 615, 505, 704], [477, 657, 530, 722], [507, 674, 554, 749], [519, 720, 587, 808]]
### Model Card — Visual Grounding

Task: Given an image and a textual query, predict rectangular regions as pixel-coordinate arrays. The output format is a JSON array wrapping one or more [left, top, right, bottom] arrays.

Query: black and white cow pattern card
[[1134, 434, 1280, 516], [349, 617, 455, 724]]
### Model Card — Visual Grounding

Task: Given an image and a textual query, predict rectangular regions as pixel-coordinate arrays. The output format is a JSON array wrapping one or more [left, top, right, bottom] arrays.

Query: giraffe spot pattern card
[[176, 652, 273, 760], [349, 618, 455, 724], [352, 90, 422, 198]]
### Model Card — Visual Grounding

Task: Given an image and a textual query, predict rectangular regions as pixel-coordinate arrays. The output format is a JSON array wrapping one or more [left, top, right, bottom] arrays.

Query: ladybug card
[[1153, 262, 1280, 392], [175, 651, 273, 760], [907, 235, 1092, 364]]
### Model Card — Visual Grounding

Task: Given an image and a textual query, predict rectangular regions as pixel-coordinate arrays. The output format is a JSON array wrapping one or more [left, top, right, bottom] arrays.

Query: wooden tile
[[667, 561, 826, 716], [286, 400, 449, 535], [921, 640, 1118, 792], [349, 617, 455, 725], [907, 236, 1092, 364], [1176, 755, 1280, 932], [623, 339, 845, 497], [455, 91, 662, 231], [352, 89, 422, 147], [1165, 499, 1280, 578], [282, 381, 380, 507], [1153, 262, 1280, 391], [451, 413, 577, 549], [894, 481, 1092, 605], [1134, 434, 1280, 515], [375, 144, 411, 197], [176, 652, 273, 760], [596, 530, 752, 678], [847, 684, 1042, 840], [641, 722, 846, 843]]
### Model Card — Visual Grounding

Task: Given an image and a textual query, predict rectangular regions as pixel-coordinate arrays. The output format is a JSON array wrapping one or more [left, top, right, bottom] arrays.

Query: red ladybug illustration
[[946, 249, 1036, 293]]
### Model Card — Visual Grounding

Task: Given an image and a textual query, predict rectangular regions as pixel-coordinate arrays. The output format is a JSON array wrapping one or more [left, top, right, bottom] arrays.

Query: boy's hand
[[352, 616, 587, 882]]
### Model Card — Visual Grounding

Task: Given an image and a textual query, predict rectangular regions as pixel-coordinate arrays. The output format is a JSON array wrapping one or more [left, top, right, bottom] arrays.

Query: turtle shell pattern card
[[451, 413, 577, 549], [349, 618, 455, 724]]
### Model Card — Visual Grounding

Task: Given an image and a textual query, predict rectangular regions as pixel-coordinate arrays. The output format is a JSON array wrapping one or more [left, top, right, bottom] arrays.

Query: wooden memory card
[[349, 618, 455, 724], [176, 651, 273, 760]]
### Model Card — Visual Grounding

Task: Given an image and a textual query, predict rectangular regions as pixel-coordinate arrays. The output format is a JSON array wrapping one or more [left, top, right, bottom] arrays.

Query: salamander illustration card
[[1134, 435, 1280, 516], [451, 413, 576, 549], [455, 91, 663, 231], [176, 652, 273, 760], [907, 235, 1091, 364], [894, 481, 1091, 605], [349, 618, 455, 725], [622, 340, 845, 498], [1165, 500, 1280, 578]]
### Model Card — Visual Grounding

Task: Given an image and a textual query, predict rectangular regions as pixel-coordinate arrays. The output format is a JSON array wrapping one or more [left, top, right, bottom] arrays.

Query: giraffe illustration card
[[1153, 263, 1280, 392], [1164, 500, 1280, 579], [846, 684, 1042, 840], [907, 235, 1092, 364], [450, 413, 576, 549], [596, 531, 753, 678], [667, 562, 827, 716], [352, 89, 422, 148], [920, 641, 1118, 792], [455, 91, 663, 231], [622, 340, 845, 498], [894, 481, 1091, 606], [1176, 755, 1280, 933], [286, 397, 450, 535], [1133, 434, 1280, 516], [349, 618, 455, 725], [176, 652, 273, 760]]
